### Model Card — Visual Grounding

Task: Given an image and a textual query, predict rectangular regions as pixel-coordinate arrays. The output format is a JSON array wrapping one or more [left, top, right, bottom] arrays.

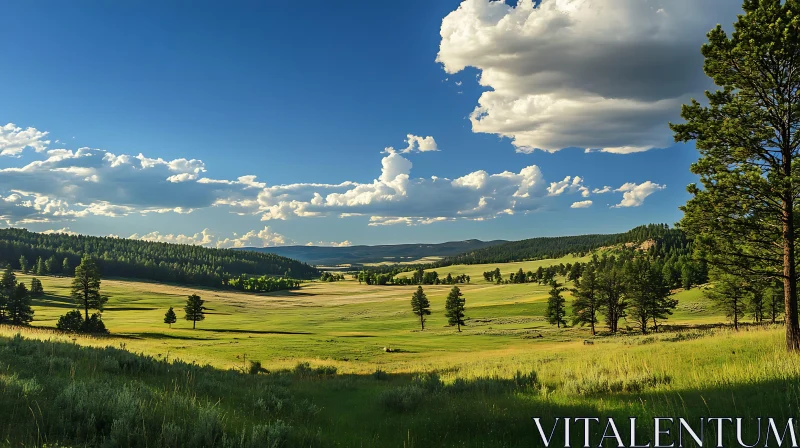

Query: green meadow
[[1, 255, 796, 447]]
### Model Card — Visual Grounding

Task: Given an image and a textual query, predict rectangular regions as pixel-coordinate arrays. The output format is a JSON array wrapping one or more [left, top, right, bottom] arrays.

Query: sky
[[0, 0, 744, 248]]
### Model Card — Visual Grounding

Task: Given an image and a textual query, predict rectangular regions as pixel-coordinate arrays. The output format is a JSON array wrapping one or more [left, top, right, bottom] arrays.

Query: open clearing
[[14, 255, 718, 372], [3, 256, 794, 447]]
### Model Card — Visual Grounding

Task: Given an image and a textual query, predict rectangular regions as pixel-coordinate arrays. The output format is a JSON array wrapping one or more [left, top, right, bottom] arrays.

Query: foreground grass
[[1, 326, 798, 447], [2, 256, 792, 446]]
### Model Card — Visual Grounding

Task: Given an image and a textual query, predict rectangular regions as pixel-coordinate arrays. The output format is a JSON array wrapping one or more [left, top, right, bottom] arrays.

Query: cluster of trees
[[356, 269, 470, 286], [410, 286, 467, 332], [163, 294, 208, 329], [0, 228, 320, 290], [483, 264, 585, 285], [56, 256, 108, 334], [0, 268, 35, 325], [546, 253, 679, 335], [18, 254, 71, 277], [319, 272, 346, 282], [706, 272, 784, 330], [227, 274, 302, 293]]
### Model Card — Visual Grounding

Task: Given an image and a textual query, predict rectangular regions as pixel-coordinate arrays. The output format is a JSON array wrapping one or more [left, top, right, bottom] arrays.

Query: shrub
[[81, 314, 108, 334], [412, 372, 443, 393], [378, 385, 425, 413], [56, 311, 84, 333], [248, 360, 266, 375], [371, 368, 389, 381]]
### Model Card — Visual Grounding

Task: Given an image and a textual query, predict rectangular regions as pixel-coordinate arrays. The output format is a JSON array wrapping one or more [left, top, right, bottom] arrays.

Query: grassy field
[[0, 256, 794, 447]]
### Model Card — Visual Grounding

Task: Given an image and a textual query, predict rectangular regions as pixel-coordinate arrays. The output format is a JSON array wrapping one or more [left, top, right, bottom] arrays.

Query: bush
[[81, 314, 108, 334], [378, 385, 425, 413], [412, 372, 443, 392], [248, 360, 266, 375], [56, 311, 83, 333], [371, 369, 389, 381]]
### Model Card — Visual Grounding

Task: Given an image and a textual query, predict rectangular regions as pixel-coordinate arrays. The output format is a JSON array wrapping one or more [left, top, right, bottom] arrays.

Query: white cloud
[[0, 121, 656, 228], [613, 181, 666, 208], [383, 134, 439, 155], [127, 226, 289, 249], [0, 123, 50, 156], [436, 0, 741, 153], [547, 176, 585, 196], [592, 186, 613, 194], [41, 227, 78, 236], [570, 200, 593, 209], [306, 240, 353, 247]]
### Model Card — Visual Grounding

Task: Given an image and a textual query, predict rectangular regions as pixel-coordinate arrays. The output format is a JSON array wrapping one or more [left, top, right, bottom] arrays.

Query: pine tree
[[571, 264, 600, 334], [410, 286, 431, 330], [35, 257, 47, 276], [184, 294, 206, 329], [706, 272, 748, 330], [670, 0, 800, 350], [599, 266, 626, 334], [7, 283, 33, 325], [62, 258, 71, 276], [444, 286, 466, 332], [71, 256, 106, 321], [164, 307, 177, 328], [0, 267, 16, 323], [546, 280, 567, 328], [18, 255, 28, 274], [29, 278, 43, 297]]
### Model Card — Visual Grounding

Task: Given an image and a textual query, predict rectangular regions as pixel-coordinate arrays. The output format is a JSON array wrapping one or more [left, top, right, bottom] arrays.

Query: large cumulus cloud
[[437, 0, 742, 153]]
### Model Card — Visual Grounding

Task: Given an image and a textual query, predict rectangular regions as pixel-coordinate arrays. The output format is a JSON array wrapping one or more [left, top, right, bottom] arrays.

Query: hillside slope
[[240, 239, 507, 266], [0, 228, 320, 285]]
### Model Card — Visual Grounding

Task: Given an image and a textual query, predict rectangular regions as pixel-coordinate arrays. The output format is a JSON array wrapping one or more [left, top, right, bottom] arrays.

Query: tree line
[[356, 269, 470, 286], [0, 228, 319, 290]]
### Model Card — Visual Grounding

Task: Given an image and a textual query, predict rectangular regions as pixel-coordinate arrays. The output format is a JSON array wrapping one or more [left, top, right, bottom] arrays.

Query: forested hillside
[[242, 239, 507, 266], [434, 233, 622, 266], [434, 224, 693, 267], [0, 228, 320, 286]]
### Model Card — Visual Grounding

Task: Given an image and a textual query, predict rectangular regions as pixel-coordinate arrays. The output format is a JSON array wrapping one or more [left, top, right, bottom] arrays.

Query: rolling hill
[[239, 239, 507, 266]]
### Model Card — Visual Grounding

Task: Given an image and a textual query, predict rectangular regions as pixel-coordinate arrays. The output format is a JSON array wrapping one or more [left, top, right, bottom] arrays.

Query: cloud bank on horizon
[[0, 123, 662, 239], [437, 0, 741, 153]]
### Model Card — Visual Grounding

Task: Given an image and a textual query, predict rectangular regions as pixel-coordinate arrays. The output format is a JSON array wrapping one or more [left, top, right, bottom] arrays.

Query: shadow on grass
[[30, 293, 75, 308], [0, 333, 796, 447], [197, 328, 313, 335], [133, 332, 215, 341]]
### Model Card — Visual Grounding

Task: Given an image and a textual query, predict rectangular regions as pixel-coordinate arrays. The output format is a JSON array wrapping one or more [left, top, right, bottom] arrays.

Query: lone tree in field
[[571, 264, 600, 335], [8, 283, 33, 325], [18, 256, 28, 274], [164, 307, 177, 328], [445, 286, 466, 332], [670, 0, 800, 351], [71, 256, 106, 321], [546, 280, 567, 328], [184, 294, 206, 329], [410, 286, 431, 330]]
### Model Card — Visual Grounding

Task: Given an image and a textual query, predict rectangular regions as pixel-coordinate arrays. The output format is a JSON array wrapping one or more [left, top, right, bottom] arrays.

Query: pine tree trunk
[[193, 319, 196, 330], [784, 194, 800, 351]]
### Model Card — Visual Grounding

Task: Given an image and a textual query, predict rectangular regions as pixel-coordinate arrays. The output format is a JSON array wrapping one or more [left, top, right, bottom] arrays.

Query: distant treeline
[[0, 229, 320, 289], [361, 224, 695, 276]]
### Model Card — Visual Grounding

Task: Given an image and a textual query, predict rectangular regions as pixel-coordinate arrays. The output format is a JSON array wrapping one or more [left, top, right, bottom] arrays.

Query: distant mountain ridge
[[238, 239, 507, 266]]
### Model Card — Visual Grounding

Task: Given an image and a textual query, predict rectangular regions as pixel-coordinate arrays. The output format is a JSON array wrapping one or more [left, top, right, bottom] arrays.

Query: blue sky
[[0, 0, 742, 247]]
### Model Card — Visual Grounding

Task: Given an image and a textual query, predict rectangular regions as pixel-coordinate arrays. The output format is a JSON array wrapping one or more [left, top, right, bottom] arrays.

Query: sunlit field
[[1, 256, 794, 447]]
